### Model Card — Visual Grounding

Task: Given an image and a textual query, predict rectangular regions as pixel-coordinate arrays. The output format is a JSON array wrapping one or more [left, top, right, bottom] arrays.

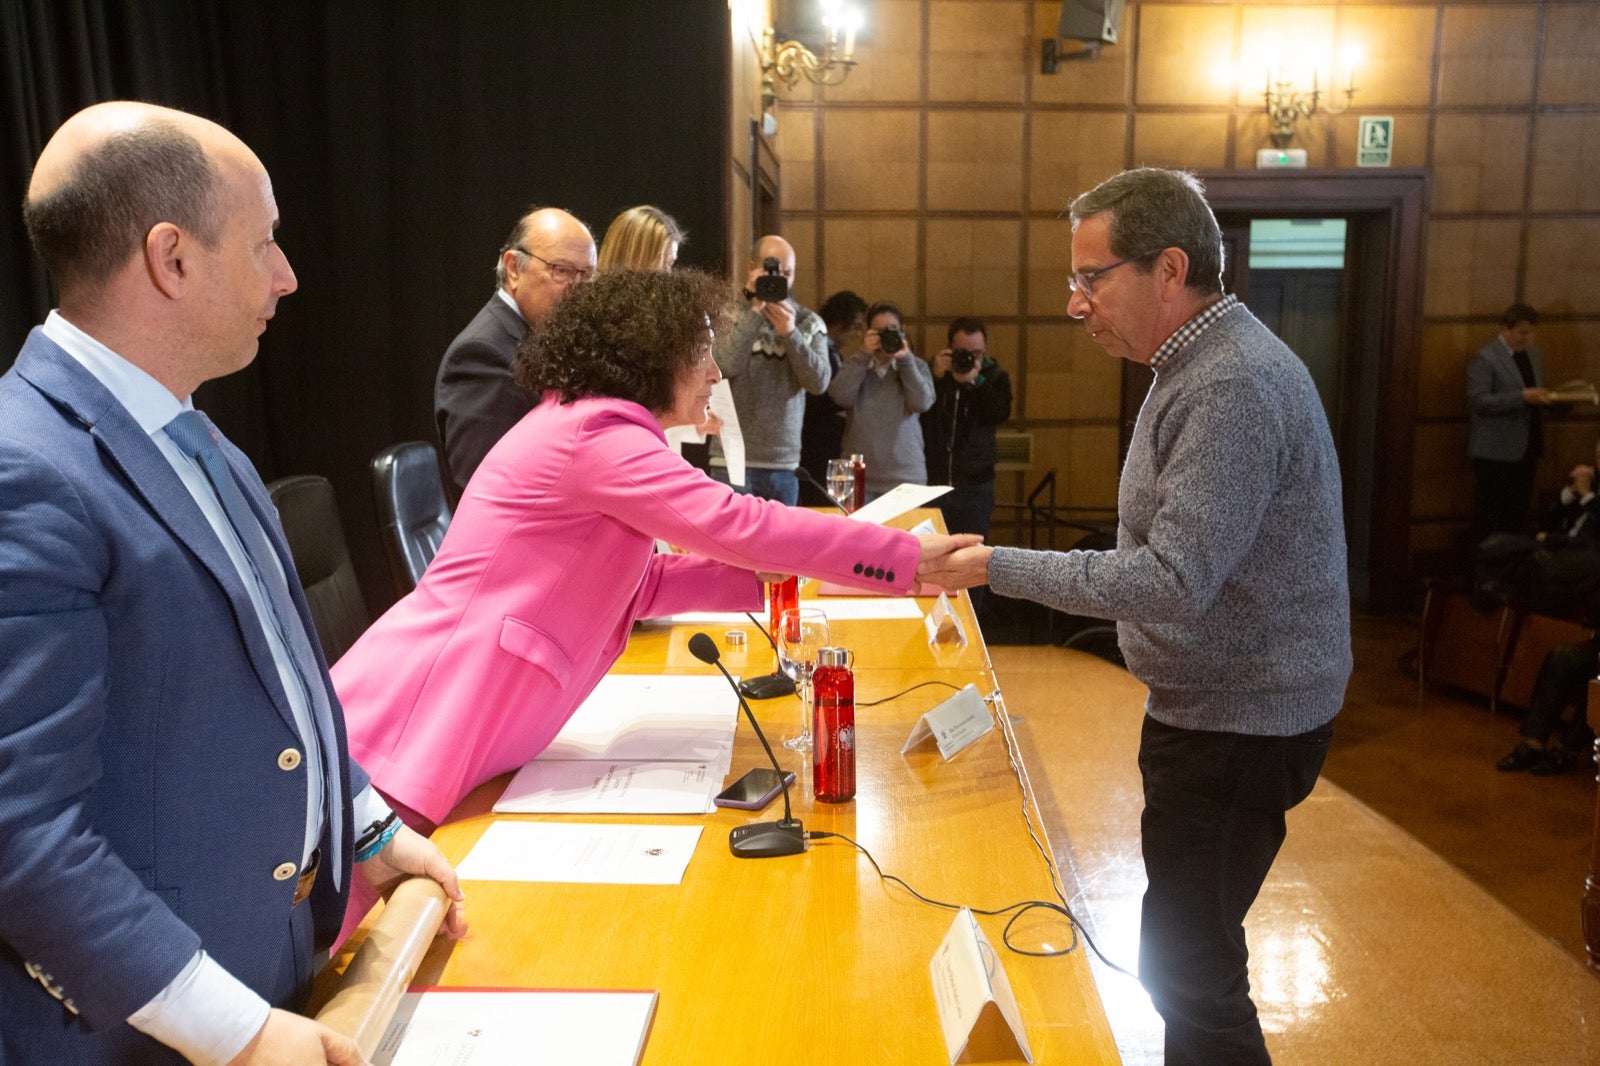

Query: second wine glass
[[777, 607, 829, 752], [825, 458, 856, 514]]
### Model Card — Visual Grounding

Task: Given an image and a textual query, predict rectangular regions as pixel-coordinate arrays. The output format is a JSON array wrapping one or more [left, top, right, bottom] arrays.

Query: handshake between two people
[[753, 534, 992, 596], [915, 534, 995, 594]]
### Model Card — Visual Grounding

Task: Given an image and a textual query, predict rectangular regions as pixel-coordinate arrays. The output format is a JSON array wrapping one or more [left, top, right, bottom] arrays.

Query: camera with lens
[[950, 348, 979, 374], [878, 325, 904, 355], [752, 256, 789, 303]]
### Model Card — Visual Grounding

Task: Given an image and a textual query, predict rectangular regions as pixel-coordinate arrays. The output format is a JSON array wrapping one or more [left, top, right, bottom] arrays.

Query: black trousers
[[1473, 455, 1538, 544], [1137, 715, 1334, 1065], [1519, 638, 1600, 746]]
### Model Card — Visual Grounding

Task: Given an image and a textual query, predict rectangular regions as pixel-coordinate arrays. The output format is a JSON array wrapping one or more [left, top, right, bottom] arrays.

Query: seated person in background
[[1537, 438, 1600, 549], [333, 270, 977, 850], [799, 290, 868, 506], [1497, 631, 1599, 776], [1476, 438, 1600, 619], [922, 316, 1013, 539], [597, 204, 685, 272], [828, 300, 935, 501]]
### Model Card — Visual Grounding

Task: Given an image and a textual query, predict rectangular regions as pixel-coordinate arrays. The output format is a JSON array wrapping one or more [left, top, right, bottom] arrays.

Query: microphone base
[[737, 672, 797, 700], [729, 819, 806, 858]]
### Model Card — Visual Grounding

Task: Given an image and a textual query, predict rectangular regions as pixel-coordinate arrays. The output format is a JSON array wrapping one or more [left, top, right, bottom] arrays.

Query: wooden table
[[328, 522, 1120, 1064]]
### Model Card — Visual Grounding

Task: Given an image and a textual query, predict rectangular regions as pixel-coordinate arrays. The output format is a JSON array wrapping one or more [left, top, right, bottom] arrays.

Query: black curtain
[[0, 0, 731, 609]]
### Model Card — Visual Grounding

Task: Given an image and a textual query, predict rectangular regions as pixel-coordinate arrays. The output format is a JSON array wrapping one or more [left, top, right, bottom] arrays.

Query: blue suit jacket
[[1467, 338, 1544, 462], [0, 330, 366, 1061]]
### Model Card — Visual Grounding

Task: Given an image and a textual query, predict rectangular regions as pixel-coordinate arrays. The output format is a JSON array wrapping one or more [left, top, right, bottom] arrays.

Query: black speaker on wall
[[1057, 0, 1123, 45]]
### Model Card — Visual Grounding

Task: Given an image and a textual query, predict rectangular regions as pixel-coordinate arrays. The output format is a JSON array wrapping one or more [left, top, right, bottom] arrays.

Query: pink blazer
[[333, 393, 920, 823]]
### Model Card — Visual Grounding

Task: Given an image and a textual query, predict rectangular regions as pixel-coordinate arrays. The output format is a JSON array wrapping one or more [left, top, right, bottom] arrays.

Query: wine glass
[[777, 607, 829, 752], [825, 458, 856, 514]]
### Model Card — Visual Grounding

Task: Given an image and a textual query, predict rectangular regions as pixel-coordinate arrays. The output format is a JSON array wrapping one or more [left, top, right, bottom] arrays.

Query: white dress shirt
[[43, 311, 389, 1064]]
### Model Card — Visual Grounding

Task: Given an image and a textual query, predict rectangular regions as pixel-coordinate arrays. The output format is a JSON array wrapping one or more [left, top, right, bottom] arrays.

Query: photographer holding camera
[[712, 235, 830, 504], [923, 316, 1013, 539], [828, 300, 935, 500]]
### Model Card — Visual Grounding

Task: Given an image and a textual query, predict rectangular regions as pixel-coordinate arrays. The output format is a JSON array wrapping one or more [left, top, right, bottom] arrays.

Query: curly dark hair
[[514, 268, 736, 411]]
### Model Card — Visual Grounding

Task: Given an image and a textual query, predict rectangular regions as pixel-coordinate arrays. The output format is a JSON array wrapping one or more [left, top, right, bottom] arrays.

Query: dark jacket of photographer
[[922, 355, 1013, 487]]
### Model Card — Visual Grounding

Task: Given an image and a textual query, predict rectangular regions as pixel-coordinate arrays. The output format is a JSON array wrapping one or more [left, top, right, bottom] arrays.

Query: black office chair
[[266, 474, 370, 664], [371, 441, 453, 598]]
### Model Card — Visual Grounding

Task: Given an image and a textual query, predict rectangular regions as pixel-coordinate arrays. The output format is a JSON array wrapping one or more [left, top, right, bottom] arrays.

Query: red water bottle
[[767, 576, 799, 641], [849, 453, 866, 511], [812, 647, 856, 803]]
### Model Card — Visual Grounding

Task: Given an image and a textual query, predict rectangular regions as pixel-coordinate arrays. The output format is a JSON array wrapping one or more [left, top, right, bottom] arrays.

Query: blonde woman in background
[[599, 205, 724, 448], [597, 204, 685, 272]]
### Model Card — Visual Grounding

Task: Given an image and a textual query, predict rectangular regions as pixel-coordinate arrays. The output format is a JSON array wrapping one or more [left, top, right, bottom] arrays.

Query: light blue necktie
[[163, 410, 344, 886]]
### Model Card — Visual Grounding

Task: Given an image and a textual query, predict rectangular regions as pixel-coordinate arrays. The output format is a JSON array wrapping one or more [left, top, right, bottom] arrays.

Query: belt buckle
[[293, 848, 321, 907]]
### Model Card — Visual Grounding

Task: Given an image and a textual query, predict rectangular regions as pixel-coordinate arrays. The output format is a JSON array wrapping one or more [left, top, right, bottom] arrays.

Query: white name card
[[924, 591, 967, 648], [902, 683, 993, 761], [929, 907, 1033, 1065]]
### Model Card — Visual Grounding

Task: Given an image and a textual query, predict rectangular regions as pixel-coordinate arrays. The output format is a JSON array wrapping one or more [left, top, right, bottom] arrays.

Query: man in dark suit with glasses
[[435, 206, 596, 497]]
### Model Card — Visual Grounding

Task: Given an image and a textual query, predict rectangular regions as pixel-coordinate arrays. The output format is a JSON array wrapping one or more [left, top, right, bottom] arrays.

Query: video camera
[[752, 257, 789, 303]]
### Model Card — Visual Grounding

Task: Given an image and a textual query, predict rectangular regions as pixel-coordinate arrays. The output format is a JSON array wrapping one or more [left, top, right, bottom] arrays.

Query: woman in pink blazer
[[333, 270, 971, 833]]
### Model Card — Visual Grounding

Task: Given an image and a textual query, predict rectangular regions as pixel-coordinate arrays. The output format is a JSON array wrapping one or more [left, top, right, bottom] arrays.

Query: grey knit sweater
[[714, 305, 831, 470], [828, 351, 936, 495], [989, 303, 1351, 736]]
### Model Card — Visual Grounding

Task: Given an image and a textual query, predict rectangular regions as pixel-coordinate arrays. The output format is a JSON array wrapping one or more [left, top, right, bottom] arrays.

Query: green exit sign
[[1358, 116, 1393, 168]]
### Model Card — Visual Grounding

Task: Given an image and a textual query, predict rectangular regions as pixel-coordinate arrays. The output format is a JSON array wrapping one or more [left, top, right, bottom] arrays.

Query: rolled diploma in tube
[[314, 877, 449, 1057]]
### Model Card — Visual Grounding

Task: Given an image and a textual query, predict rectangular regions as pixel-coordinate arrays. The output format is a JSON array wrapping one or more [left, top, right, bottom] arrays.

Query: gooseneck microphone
[[794, 466, 852, 516], [689, 632, 805, 858]]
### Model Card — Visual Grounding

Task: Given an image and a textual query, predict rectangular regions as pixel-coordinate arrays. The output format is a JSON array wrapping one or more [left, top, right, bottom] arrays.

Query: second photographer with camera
[[712, 235, 831, 505], [828, 300, 935, 501], [923, 316, 1013, 539]]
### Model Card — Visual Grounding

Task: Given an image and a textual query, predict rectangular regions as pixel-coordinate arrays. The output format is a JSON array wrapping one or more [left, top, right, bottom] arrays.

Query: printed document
[[455, 821, 703, 885], [375, 989, 657, 1065], [494, 759, 722, 815]]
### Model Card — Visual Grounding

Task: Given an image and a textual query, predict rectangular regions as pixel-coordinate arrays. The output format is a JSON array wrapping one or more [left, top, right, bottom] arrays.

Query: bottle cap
[[724, 629, 747, 648], [817, 646, 850, 667]]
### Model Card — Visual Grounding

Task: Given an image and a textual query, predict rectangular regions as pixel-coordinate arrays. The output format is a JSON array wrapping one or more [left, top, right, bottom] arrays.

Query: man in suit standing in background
[[1468, 303, 1553, 544], [0, 100, 462, 1065], [435, 206, 595, 497]]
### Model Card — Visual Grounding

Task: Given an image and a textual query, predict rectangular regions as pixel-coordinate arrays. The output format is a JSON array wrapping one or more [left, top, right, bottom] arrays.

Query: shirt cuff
[[353, 783, 393, 835], [127, 951, 269, 1066]]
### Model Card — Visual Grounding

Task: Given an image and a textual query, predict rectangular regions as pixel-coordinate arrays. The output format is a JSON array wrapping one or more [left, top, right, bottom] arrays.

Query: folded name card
[[924, 592, 967, 648], [929, 907, 1033, 1065], [902, 683, 993, 761]]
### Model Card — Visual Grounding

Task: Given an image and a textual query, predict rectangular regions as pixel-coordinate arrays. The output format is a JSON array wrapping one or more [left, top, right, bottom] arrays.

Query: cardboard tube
[[314, 878, 448, 1057]]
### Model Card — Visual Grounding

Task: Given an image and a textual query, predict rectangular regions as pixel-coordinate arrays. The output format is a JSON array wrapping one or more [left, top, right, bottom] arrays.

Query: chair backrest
[[371, 441, 453, 597], [266, 474, 370, 664]]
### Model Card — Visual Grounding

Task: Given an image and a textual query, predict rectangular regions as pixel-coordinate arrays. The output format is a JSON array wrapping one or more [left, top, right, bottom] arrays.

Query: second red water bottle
[[812, 646, 856, 803]]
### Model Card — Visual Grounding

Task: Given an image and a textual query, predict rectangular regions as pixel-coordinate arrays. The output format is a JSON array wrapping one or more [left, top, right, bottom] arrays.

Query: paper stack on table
[[494, 674, 738, 815]]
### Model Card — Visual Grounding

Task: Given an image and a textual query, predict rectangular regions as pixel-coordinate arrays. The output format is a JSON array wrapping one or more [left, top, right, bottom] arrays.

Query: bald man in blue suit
[[0, 102, 464, 1065]]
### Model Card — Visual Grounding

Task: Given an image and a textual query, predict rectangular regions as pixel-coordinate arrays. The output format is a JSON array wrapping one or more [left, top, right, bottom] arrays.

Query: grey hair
[[494, 206, 544, 287], [1068, 168, 1224, 296], [23, 120, 223, 293]]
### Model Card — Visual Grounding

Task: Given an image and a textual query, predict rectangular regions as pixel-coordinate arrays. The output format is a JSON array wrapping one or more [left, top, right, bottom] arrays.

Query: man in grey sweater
[[921, 168, 1351, 1065], [713, 235, 831, 505]]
